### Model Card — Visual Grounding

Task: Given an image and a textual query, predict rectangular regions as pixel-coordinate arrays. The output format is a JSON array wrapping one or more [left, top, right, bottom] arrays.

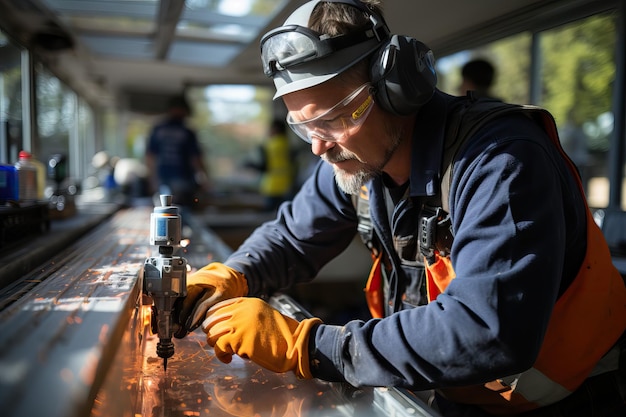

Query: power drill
[[143, 195, 187, 371]]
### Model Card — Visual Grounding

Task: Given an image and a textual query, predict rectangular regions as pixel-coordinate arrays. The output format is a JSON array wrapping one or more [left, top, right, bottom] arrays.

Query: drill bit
[[163, 357, 168, 372]]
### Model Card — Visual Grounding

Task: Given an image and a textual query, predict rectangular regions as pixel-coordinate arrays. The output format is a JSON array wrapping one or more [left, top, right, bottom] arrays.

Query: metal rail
[[0, 207, 149, 417]]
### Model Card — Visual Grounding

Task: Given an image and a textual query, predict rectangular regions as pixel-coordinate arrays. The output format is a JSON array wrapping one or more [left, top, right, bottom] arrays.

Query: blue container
[[0, 164, 18, 202]]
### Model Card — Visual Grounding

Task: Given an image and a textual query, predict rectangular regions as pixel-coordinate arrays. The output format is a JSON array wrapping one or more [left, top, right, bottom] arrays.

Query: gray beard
[[333, 164, 377, 195], [326, 121, 403, 195]]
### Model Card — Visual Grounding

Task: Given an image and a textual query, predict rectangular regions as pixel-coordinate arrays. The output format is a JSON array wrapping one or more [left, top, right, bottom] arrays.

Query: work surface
[[0, 205, 438, 417], [96, 323, 435, 417]]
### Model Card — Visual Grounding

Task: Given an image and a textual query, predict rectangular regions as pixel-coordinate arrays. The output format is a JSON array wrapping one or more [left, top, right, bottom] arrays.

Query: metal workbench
[[0, 204, 440, 417]]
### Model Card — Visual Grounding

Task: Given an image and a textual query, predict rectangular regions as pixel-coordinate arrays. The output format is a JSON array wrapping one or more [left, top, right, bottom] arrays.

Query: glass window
[[437, 12, 620, 209], [36, 64, 76, 178], [536, 13, 617, 209], [436, 32, 532, 104], [0, 30, 24, 164], [121, 84, 315, 201], [77, 99, 95, 180], [101, 109, 121, 157], [186, 84, 274, 191], [179, 0, 288, 42]]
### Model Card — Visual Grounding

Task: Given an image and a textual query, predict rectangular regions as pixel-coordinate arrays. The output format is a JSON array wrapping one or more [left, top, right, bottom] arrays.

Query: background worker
[[244, 119, 295, 211], [145, 95, 210, 213], [175, 1, 626, 416], [458, 58, 498, 99]]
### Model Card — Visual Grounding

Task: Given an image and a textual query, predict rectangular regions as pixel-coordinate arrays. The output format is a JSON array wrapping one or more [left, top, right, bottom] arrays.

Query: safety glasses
[[286, 83, 374, 143]]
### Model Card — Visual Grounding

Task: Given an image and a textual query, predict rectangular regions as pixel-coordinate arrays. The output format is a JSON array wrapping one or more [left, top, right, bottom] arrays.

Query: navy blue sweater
[[225, 90, 587, 390]]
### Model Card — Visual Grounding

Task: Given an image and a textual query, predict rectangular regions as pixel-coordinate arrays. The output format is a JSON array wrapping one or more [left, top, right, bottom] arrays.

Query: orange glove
[[202, 297, 322, 378], [177, 263, 249, 333]]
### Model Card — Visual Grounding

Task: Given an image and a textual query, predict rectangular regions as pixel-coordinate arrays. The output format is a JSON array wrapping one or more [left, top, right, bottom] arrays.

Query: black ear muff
[[370, 35, 437, 116]]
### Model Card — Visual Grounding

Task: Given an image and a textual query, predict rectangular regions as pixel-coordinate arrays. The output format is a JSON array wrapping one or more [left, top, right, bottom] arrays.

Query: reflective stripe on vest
[[430, 111, 626, 415]]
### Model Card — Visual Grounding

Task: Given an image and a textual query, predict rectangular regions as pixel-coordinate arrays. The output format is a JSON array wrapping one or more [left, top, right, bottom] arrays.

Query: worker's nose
[[310, 137, 335, 156]]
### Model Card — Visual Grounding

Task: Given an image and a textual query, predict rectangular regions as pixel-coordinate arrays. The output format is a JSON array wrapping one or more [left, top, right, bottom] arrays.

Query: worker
[[145, 95, 209, 213], [175, 1, 626, 416], [458, 58, 498, 99], [244, 119, 295, 211]]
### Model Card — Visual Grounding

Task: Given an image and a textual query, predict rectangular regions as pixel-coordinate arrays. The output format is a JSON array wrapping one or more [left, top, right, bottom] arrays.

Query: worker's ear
[[370, 35, 437, 116]]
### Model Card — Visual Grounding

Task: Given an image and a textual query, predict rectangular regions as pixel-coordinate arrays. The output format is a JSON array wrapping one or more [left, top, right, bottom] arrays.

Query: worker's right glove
[[175, 262, 248, 336]]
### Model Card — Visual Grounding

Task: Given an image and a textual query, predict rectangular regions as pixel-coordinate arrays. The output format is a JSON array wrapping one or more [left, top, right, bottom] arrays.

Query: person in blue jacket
[[176, 1, 626, 416], [145, 95, 209, 211]]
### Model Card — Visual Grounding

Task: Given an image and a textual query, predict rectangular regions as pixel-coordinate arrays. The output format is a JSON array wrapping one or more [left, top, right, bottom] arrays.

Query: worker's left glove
[[202, 297, 322, 378], [174, 262, 249, 337]]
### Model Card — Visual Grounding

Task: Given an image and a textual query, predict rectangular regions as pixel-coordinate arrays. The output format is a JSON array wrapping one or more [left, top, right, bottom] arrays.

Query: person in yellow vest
[[258, 119, 295, 211], [174, 1, 626, 416]]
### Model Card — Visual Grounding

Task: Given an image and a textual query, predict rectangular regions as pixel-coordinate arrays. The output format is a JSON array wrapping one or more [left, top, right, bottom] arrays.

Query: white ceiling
[[0, 0, 585, 108]]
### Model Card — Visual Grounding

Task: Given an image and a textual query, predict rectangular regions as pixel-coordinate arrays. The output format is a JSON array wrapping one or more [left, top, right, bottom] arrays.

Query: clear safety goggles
[[286, 83, 375, 143], [261, 24, 381, 77]]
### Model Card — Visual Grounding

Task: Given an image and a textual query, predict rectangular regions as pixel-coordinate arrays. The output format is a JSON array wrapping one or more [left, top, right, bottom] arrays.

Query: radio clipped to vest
[[419, 205, 453, 265]]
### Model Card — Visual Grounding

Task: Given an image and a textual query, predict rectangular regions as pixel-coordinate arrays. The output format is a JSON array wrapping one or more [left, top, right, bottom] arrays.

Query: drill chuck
[[150, 195, 182, 247], [156, 339, 175, 359]]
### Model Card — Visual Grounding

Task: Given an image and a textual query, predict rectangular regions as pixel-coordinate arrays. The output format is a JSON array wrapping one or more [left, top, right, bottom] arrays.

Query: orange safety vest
[[361, 104, 626, 414], [431, 110, 626, 415], [432, 207, 626, 414]]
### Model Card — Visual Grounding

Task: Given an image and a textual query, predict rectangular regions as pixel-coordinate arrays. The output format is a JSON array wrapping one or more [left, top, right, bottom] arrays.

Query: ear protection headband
[[325, 0, 438, 115]]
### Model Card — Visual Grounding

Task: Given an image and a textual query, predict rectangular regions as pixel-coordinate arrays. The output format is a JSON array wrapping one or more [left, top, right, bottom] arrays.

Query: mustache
[[321, 148, 358, 164]]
